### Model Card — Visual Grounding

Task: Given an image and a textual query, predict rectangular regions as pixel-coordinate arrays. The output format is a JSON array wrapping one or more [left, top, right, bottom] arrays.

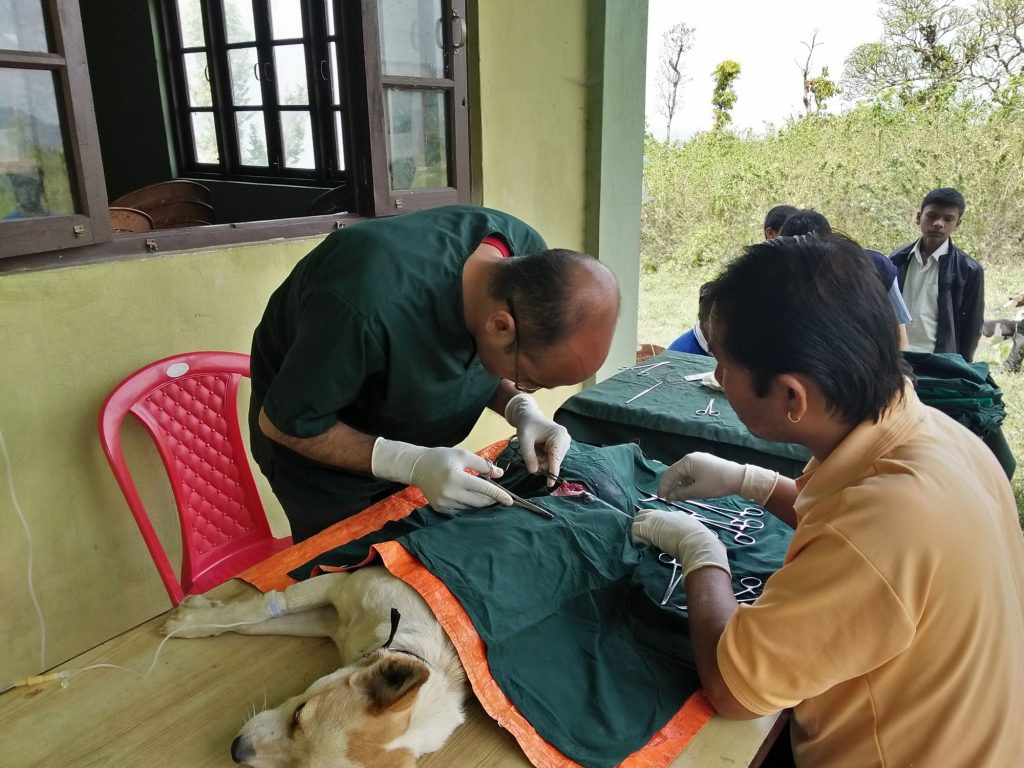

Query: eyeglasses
[[507, 296, 540, 393]]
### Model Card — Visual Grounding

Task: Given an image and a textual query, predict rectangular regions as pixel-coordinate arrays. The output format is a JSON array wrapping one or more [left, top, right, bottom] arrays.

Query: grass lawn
[[638, 263, 1024, 529]]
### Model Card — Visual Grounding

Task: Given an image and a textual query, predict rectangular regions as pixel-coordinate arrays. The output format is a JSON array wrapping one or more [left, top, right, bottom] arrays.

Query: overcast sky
[[645, 0, 885, 140]]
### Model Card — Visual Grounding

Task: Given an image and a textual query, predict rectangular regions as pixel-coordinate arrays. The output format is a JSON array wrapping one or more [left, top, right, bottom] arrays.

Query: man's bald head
[[488, 248, 620, 351]]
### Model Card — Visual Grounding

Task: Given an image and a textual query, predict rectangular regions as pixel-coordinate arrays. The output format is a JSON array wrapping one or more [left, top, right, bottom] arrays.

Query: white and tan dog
[[161, 567, 468, 767]]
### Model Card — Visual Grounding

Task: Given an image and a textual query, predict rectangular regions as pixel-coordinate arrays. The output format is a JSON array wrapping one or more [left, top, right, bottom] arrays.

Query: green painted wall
[[0, 1, 649, 684], [0, 240, 317, 686]]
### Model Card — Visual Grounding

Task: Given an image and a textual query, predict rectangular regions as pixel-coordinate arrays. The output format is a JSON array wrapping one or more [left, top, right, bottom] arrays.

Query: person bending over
[[632, 234, 1024, 766], [250, 204, 620, 541]]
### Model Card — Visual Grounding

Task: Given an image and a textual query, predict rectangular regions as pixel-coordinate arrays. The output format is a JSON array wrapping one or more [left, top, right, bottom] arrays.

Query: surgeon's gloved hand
[[632, 509, 731, 580], [658, 452, 778, 506], [371, 438, 513, 513], [504, 394, 571, 486]]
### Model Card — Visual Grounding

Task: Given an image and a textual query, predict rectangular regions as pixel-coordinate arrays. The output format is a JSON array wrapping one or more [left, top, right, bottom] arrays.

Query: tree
[[842, 0, 979, 104], [711, 60, 741, 131], [656, 22, 695, 141], [968, 0, 1024, 99], [797, 32, 840, 114]]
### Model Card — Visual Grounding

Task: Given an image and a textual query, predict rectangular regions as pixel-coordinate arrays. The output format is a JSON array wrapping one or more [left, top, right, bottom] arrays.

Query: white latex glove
[[632, 509, 731, 579], [658, 452, 778, 506], [504, 394, 571, 485], [371, 438, 513, 513]]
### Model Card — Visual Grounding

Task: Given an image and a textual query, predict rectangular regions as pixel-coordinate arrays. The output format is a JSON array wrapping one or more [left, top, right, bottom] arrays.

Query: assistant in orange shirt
[[633, 233, 1024, 767]]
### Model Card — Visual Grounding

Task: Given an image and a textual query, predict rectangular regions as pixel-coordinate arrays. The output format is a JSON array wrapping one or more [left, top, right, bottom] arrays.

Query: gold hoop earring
[[787, 411, 801, 424]]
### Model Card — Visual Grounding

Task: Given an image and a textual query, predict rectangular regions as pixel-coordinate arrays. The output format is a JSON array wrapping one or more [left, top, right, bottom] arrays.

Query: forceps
[[695, 398, 721, 416], [658, 552, 684, 605], [487, 479, 556, 520], [635, 486, 763, 533], [633, 498, 757, 545], [678, 576, 763, 612]]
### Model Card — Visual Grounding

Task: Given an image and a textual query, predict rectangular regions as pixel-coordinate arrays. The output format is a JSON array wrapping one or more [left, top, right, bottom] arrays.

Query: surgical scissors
[[634, 486, 763, 533], [677, 576, 763, 611], [658, 552, 683, 605], [676, 500, 765, 530], [695, 398, 721, 416], [633, 499, 757, 545]]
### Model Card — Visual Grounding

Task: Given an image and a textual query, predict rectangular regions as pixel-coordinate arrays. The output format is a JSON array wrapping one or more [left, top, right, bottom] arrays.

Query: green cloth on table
[[554, 351, 812, 478], [903, 351, 1015, 479], [291, 441, 794, 768]]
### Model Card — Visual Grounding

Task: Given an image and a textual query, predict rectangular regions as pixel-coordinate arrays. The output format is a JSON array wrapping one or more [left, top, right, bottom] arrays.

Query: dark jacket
[[891, 239, 984, 361]]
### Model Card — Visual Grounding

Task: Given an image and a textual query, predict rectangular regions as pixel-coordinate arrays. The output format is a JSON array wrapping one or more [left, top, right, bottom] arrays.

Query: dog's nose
[[231, 735, 252, 764]]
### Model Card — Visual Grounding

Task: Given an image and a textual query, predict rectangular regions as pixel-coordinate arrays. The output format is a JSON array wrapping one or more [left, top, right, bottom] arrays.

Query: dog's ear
[[353, 655, 430, 714]]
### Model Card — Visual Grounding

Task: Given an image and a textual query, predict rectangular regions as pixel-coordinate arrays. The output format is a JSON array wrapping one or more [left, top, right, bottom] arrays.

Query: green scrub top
[[249, 205, 548, 505]]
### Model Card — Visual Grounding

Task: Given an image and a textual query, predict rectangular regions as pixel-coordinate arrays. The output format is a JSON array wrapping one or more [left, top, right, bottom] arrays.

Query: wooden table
[[0, 579, 783, 768]]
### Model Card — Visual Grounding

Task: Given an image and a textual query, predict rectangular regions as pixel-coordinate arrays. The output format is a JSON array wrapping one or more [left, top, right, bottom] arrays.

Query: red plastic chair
[[98, 351, 291, 605]]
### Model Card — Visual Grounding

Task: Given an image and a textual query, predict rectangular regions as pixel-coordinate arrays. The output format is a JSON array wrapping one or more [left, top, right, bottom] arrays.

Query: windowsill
[[0, 212, 370, 275]]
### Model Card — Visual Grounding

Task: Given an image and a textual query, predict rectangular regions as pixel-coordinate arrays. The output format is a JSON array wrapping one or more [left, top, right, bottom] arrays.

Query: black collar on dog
[[378, 607, 430, 666]]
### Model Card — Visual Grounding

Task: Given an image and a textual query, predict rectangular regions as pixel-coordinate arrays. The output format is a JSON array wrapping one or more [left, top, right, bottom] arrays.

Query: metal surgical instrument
[[634, 486, 763, 530], [636, 360, 672, 376], [678, 576, 763, 612], [633, 499, 757, 545], [625, 379, 663, 403], [658, 552, 684, 605], [695, 398, 721, 416], [489, 480, 556, 520]]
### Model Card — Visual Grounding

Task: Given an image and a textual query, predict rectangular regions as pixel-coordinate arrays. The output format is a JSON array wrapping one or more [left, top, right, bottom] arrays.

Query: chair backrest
[[99, 352, 289, 605]]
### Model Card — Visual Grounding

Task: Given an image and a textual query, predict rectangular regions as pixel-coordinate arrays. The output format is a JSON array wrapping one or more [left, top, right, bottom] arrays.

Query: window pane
[[224, 0, 256, 44], [269, 0, 303, 40], [176, 0, 205, 48], [228, 47, 262, 105], [184, 52, 212, 107], [281, 111, 313, 169], [236, 110, 268, 165], [377, 0, 443, 78], [330, 41, 340, 105], [326, 0, 334, 36], [334, 110, 345, 171], [191, 112, 219, 164], [0, 68, 73, 219], [274, 44, 308, 105], [1, 0, 49, 53], [385, 89, 448, 190]]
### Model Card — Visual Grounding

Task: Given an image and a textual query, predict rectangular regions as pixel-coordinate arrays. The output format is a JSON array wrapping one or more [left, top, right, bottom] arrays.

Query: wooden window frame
[[0, 0, 471, 270], [0, 0, 111, 260]]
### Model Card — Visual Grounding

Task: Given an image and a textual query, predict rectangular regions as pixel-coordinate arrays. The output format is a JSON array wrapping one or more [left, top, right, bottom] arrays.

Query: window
[[1, 0, 470, 266], [0, 0, 110, 259], [159, 0, 469, 215]]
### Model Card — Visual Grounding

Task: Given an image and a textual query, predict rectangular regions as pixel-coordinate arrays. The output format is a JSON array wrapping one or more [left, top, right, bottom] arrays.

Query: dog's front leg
[[162, 574, 347, 638]]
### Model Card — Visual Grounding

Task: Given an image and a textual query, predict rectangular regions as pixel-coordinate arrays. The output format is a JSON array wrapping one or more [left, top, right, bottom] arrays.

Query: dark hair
[[697, 280, 716, 323], [921, 187, 965, 215], [489, 249, 617, 349], [763, 205, 799, 233], [707, 234, 908, 425], [778, 209, 832, 237]]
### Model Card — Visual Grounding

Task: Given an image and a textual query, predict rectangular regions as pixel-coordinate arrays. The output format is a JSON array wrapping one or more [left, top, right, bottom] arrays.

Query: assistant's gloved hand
[[371, 438, 513, 513], [658, 452, 778, 506], [504, 394, 571, 486], [632, 509, 731, 580]]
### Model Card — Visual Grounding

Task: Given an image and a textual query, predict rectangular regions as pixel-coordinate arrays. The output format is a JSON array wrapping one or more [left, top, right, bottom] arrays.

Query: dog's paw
[[160, 600, 229, 638], [180, 594, 223, 609]]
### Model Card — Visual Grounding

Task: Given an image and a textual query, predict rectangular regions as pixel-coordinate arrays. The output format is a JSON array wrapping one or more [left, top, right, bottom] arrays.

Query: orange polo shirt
[[718, 385, 1024, 767]]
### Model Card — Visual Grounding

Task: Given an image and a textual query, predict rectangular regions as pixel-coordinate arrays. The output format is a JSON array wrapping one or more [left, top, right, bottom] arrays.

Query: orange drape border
[[239, 440, 713, 768]]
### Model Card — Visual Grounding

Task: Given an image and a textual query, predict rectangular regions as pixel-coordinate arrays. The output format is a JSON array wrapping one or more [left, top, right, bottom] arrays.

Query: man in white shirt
[[890, 188, 984, 361]]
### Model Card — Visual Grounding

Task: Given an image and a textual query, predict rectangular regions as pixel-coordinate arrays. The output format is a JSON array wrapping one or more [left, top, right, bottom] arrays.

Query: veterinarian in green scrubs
[[250, 205, 620, 541]]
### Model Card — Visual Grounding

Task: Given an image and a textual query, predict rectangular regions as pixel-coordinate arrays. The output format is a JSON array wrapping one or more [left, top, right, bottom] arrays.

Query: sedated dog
[[161, 567, 468, 768]]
